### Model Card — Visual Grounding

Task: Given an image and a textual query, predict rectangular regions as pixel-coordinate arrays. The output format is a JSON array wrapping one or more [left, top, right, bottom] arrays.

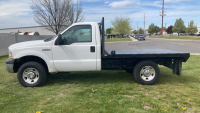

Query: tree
[[155, 26, 160, 35], [31, 0, 84, 34], [111, 16, 132, 37], [133, 30, 137, 34], [189, 20, 198, 34], [148, 24, 161, 34], [185, 20, 198, 35], [172, 18, 186, 36], [106, 28, 113, 34], [138, 28, 144, 34], [166, 25, 173, 34], [148, 23, 156, 34], [185, 28, 190, 35], [163, 27, 166, 30]]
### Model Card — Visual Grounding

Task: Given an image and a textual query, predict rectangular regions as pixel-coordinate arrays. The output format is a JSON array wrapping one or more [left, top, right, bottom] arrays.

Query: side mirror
[[56, 34, 62, 45]]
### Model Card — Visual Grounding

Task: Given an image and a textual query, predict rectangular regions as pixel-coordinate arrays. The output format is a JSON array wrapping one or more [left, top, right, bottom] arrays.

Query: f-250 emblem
[[42, 49, 51, 51]]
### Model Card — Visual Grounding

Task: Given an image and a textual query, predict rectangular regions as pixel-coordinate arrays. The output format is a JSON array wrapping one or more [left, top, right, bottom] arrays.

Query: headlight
[[9, 50, 12, 58]]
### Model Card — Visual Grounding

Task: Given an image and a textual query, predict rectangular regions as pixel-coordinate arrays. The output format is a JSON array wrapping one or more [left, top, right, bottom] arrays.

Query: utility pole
[[160, 0, 166, 35], [144, 13, 145, 32], [137, 21, 138, 35]]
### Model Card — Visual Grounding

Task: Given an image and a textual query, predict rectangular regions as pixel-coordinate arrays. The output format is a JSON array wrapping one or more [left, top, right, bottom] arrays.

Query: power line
[[164, 0, 197, 20], [144, 13, 145, 30], [145, 10, 159, 22]]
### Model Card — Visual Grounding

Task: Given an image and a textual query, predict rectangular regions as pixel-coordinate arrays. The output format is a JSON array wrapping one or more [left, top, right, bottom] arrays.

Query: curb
[[105, 41, 135, 43], [190, 53, 200, 55], [148, 37, 200, 41], [0, 54, 7, 56]]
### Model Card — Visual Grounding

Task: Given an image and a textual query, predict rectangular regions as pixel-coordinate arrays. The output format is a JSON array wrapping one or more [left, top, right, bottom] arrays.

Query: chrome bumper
[[6, 58, 15, 73]]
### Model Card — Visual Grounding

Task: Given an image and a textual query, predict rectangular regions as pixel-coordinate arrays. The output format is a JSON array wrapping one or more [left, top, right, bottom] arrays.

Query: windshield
[[44, 29, 66, 42], [51, 29, 66, 40]]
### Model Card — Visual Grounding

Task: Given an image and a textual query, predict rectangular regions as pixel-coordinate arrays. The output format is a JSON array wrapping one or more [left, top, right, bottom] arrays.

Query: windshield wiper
[[44, 37, 52, 42]]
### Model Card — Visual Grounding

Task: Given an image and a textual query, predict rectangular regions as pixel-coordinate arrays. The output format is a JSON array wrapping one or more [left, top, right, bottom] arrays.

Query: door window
[[61, 25, 92, 45]]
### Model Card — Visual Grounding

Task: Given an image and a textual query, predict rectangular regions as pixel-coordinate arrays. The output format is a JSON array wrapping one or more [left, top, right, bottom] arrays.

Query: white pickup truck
[[6, 18, 190, 87]]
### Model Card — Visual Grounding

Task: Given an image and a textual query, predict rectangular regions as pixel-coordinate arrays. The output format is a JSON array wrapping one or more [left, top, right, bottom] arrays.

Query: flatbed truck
[[6, 17, 190, 87]]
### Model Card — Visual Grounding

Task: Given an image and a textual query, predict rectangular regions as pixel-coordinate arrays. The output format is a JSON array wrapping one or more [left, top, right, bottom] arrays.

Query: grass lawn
[[1, 55, 200, 113], [105, 36, 132, 42], [150, 35, 200, 40]]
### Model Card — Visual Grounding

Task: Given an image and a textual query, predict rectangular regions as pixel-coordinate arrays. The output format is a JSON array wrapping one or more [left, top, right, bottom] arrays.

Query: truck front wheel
[[17, 62, 47, 87], [133, 60, 160, 85]]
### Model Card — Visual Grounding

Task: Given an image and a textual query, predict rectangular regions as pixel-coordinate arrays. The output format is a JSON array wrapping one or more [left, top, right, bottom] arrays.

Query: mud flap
[[173, 59, 182, 76]]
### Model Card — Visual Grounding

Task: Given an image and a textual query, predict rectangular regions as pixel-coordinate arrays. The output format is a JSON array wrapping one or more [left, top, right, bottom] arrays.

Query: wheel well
[[14, 56, 48, 73]]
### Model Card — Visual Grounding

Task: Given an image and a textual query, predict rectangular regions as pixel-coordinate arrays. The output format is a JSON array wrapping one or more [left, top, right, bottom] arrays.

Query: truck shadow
[[44, 71, 135, 86], [44, 70, 196, 86]]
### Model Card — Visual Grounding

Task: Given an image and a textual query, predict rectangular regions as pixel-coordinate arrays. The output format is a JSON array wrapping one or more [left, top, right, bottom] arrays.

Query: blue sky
[[0, 0, 199, 30]]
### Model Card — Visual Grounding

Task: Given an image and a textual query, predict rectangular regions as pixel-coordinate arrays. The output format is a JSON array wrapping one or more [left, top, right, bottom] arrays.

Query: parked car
[[136, 34, 145, 41], [135, 35, 138, 39], [142, 34, 146, 37], [123, 34, 128, 37], [179, 33, 186, 36], [189, 33, 196, 36], [197, 34, 200, 36], [130, 34, 136, 37]]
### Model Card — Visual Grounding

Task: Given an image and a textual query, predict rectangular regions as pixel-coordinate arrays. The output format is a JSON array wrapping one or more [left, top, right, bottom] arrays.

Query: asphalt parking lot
[[105, 37, 200, 54]]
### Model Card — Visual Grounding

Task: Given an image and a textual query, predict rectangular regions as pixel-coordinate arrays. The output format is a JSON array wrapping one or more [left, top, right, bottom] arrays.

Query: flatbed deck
[[105, 49, 190, 62]]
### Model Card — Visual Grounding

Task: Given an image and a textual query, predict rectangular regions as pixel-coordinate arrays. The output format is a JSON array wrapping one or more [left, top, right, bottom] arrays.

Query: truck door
[[52, 24, 97, 71]]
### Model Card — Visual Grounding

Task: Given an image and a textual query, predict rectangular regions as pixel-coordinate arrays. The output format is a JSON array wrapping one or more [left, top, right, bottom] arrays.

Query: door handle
[[90, 46, 95, 52]]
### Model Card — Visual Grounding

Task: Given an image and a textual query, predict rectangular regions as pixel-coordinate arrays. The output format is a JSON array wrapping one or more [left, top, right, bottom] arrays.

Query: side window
[[61, 25, 92, 45]]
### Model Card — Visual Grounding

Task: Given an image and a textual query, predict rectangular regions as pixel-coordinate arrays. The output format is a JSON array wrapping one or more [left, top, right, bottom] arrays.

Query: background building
[[197, 27, 200, 34], [0, 26, 56, 35]]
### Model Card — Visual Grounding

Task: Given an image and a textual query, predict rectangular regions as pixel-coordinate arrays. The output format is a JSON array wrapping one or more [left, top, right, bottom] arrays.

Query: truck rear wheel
[[133, 60, 160, 85], [17, 62, 47, 87]]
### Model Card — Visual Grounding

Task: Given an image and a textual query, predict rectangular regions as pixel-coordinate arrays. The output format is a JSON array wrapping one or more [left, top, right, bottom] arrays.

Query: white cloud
[[105, 1, 109, 4], [80, 0, 101, 2], [0, 0, 199, 29], [0, 0, 31, 16], [0, 0, 37, 29], [154, 0, 194, 3], [108, 0, 134, 8]]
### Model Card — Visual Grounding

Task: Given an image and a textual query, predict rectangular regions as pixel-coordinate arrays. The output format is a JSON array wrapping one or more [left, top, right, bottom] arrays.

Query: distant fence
[[0, 33, 54, 56]]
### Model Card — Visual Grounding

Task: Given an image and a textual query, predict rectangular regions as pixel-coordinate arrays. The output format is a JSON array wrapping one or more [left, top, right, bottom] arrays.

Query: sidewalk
[[129, 35, 138, 41]]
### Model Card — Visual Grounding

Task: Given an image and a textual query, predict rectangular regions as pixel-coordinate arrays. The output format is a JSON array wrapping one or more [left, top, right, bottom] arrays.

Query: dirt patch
[[186, 101, 194, 105], [145, 93, 149, 96], [143, 105, 151, 109], [55, 93, 64, 99], [153, 94, 162, 99], [123, 95, 135, 98]]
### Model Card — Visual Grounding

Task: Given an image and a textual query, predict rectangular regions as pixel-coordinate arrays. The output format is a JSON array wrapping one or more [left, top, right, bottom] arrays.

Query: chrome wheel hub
[[28, 72, 36, 79], [23, 68, 39, 84], [140, 66, 155, 81]]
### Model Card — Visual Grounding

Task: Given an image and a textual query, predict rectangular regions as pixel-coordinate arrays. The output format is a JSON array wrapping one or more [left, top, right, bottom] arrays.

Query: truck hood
[[9, 40, 45, 50]]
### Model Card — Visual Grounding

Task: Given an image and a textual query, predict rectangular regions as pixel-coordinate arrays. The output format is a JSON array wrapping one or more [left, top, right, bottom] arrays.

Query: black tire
[[133, 60, 160, 85], [125, 69, 133, 73], [17, 62, 47, 87]]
